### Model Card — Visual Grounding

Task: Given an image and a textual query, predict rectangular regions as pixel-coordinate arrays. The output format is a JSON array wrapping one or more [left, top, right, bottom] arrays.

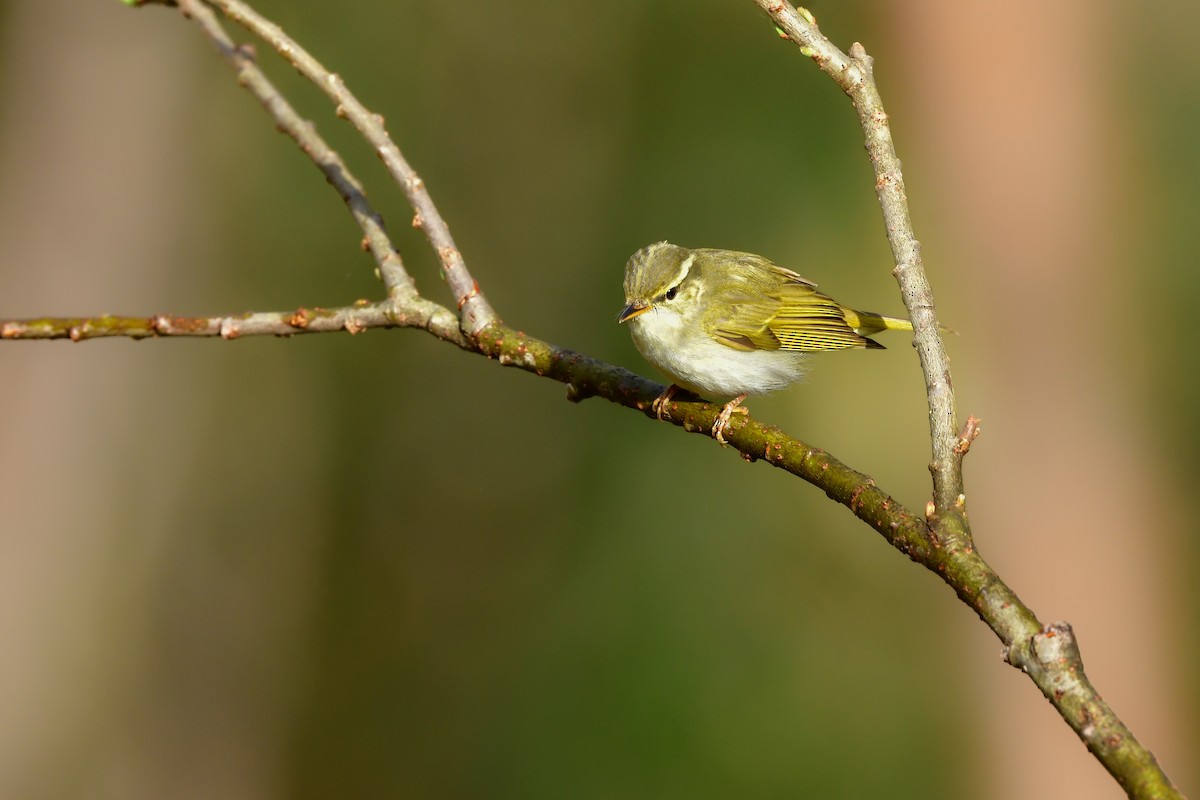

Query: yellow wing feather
[[699, 250, 907, 353]]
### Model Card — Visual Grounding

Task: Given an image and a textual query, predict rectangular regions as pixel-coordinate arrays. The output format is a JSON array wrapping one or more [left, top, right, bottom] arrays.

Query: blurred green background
[[0, 2, 1195, 798]]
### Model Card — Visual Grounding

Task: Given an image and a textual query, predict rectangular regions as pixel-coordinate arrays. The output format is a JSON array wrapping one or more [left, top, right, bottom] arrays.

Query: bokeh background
[[0, 2, 1196, 798]]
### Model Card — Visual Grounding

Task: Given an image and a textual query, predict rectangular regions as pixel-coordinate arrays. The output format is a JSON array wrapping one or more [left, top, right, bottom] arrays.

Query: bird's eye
[[665, 286, 678, 301]]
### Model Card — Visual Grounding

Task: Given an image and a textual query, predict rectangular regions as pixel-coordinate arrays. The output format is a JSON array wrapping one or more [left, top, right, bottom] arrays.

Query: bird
[[618, 241, 917, 443]]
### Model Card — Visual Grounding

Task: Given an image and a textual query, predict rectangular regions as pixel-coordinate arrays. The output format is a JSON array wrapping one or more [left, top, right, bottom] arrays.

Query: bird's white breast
[[627, 308, 809, 398]]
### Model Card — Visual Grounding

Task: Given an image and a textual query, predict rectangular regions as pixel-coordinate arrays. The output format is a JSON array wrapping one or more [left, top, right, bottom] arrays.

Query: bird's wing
[[703, 252, 882, 352]]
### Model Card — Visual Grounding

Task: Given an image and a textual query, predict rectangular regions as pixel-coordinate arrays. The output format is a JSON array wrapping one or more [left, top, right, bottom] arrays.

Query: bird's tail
[[844, 308, 955, 337]]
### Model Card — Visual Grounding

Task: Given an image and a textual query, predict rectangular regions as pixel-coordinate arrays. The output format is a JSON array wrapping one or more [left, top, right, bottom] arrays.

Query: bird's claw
[[652, 384, 679, 421], [712, 394, 750, 446]]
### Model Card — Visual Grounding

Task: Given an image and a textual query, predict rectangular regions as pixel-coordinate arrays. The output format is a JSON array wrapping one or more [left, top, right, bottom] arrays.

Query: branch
[[171, 0, 413, 300], [752, 3, 1181, 798], [758, 2, 960, 515], [0, 298, 925, 551], [0, 298, 466, 345], [0, 301, 1179, 800], [201, 0, 499, 336]]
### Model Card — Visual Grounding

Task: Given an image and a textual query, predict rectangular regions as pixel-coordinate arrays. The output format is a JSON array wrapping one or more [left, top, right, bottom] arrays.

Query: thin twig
[[174, 0, 413, 300], [0, 298, 466, 345], [953, 415, 981, 457], [204, 0, 499, 336], [756, 2, 960, 515]]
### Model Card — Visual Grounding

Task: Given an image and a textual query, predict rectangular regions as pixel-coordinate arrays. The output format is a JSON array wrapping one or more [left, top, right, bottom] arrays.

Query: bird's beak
[[618, 302, 650, 323]]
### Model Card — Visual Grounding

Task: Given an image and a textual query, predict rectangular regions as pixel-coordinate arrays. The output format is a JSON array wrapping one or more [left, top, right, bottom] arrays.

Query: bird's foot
[[713, 394, 750, 445], [652, 384, 680, 421]]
